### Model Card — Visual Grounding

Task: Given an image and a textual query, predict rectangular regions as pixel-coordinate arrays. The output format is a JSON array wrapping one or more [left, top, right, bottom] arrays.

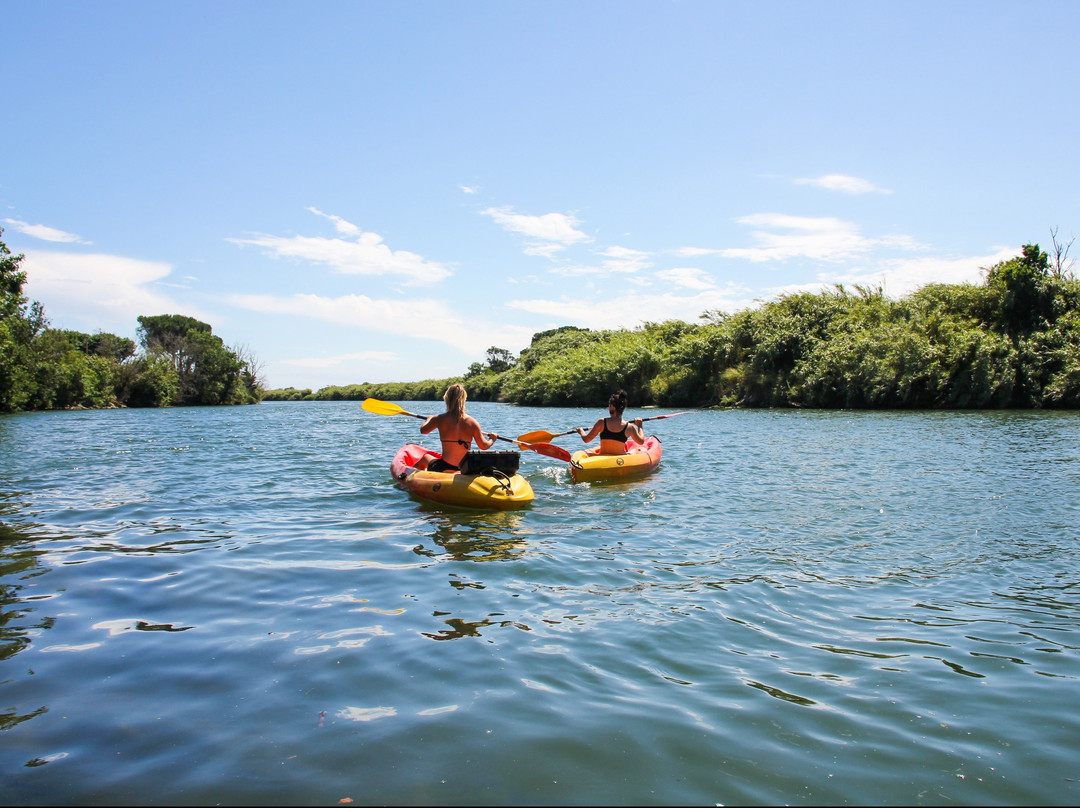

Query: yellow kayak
[[570, 436, 663, 483], [390, 444, 534, 510]]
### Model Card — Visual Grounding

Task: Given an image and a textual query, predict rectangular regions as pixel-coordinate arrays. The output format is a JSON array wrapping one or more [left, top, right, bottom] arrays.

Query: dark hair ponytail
[[608, 389, 628, 414]]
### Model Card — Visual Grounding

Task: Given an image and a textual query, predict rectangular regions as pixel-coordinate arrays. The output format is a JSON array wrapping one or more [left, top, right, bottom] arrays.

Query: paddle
[[361, 398, 571, 462], [517, 411, 698, 444], [515, 427, 580, 444]]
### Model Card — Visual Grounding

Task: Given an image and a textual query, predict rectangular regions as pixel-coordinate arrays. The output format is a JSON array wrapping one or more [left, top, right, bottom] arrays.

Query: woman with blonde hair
[[416, 383, 498, 472]]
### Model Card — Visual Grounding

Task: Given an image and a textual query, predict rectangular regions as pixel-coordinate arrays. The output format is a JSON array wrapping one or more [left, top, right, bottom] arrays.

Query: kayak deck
[[569, 435, 662, 483], [390, 444, 534, 510]]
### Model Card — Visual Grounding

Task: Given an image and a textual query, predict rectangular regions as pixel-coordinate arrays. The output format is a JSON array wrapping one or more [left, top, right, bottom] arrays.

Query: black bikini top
[[599, 420, 627, 442]]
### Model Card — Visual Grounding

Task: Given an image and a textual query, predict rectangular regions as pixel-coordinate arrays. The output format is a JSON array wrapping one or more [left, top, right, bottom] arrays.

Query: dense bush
[[307, 243, 1078, 411]]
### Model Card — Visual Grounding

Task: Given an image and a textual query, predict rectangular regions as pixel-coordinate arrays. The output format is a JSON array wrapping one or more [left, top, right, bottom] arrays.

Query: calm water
[[1, 402, 1078, 806]]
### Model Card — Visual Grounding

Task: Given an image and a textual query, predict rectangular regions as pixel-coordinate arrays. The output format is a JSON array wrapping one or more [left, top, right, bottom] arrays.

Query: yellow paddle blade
[[362, 398, 406, 416], [517, 429, 556, 443]]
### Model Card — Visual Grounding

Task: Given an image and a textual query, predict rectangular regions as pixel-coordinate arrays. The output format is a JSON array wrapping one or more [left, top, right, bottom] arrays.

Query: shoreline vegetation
[[1, 227, 262, 413], [4, 225, 1078, 414], [267, 240, 1080, 410]]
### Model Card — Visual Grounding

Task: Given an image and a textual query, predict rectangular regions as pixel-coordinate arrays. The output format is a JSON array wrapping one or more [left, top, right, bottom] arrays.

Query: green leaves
[[488, 251, 1080, 410]]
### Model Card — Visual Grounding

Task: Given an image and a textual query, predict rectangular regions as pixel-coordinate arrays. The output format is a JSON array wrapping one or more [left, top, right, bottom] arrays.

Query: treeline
[[267, 242, 1080, 409], [0, 228, 263, 413]]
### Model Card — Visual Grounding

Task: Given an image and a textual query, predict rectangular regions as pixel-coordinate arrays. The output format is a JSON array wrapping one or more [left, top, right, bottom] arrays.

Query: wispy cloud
[[826, 246, 1019, 297], [507, 281, 753, 331], [545, 246, 653, 277], [306, 206, 361, 237], [3, 218, 91, 244], [793, 174, 892, 195], [600, 246, 652, 274], [671, 246, 719, 258], [718, 213, 921, 263], [228, 292, 533, 357], [459, 185, 478, 195], [21, 251, 199, 333], [482, 206, 590, 256], [657, 267, 715, 290], [228, 210, 451, 285]]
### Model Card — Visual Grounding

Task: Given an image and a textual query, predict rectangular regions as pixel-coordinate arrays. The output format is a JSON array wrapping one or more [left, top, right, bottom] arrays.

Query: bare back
[[422, 412, 489, 466]]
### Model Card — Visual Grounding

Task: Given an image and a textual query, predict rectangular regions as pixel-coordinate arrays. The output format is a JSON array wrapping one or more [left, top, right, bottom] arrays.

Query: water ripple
[[2, 404, 1079, 805]]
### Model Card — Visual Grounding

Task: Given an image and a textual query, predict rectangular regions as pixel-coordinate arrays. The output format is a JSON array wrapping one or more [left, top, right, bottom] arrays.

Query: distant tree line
[[266, 240, 1080, 409], [0, 227, 263, 413]]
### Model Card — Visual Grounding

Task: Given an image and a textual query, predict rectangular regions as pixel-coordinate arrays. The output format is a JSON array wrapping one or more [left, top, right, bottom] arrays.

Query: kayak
[[390, 444, 534, 510], [569, 435, 663, 483]]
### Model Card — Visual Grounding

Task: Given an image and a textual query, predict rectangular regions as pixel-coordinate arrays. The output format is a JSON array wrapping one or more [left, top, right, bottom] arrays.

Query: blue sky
[[3, 1, 1077, 390]]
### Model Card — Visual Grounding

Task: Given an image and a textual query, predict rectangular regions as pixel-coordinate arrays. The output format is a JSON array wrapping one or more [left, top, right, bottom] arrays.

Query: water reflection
[[412, 509, 529, 563], [0, 521, 53, 730], [422, 614, 531, 641], [407, 510, 535, 640]]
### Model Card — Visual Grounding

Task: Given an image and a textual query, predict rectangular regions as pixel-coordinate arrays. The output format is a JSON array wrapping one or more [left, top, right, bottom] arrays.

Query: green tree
[[0, 229, 47, 412], [485, 346, 516, 373], [985, 243, 1055, 337], [118, 353, 180, 408], [59, 329, 136, 363], [136, 314, 260, 405]]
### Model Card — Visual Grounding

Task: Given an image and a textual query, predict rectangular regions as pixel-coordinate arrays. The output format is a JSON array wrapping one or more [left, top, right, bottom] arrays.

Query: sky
[[3, 0, 1078, 390]]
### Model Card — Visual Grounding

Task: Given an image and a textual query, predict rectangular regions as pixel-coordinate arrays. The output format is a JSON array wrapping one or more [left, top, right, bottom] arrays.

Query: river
[[1, 402, 1078, 805]]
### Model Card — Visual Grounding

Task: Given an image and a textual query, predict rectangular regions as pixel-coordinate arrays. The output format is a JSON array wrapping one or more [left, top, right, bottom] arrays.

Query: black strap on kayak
[[486, 468, 513, 495]]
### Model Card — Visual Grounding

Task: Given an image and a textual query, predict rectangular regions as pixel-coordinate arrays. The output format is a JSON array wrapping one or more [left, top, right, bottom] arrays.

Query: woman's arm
[[628, 418, 645, 443], [577, 419, 603, 443], [468, 417, 497, 450]]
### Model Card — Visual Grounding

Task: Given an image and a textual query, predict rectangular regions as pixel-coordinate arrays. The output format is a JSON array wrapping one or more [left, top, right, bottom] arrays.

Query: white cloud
[[3, 218, 91, 244], [21, 251, 197, 333], [482, 206, 590, 255], [600, 246, 652, 274], [793, 174, 892, 195], [228, 292, 533, 357], [656, 267, 715, 290], [744, 246, 1019, 303], [523, 241, 570, 259], [719, 213, 922, 263], [459, 185, 478, 194], [545, 246, 653, 277], [227, 228, 452, 285], [306, 207, 361, 237], [672, 246, 720, 258], [824, 246, 1019, 297], [507, 282, 753, 331]]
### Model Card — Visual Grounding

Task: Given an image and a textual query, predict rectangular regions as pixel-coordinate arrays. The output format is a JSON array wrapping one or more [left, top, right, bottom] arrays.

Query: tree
[[984, 243, 1055, 337], [119, 353, 179, 408], [232, 343, 265, 402], [485, 346, 516, 373], [0, 228, 43, 412], [1050, 226, 1075, 280], [136, 314, 260, 405], [0, 227, 27, 319], [58, 329, 137, 363]]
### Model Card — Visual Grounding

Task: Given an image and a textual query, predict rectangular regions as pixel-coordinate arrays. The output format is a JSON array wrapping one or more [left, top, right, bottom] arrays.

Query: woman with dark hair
[[416, 383, 498, 471], [576, 389, 644, 456]]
